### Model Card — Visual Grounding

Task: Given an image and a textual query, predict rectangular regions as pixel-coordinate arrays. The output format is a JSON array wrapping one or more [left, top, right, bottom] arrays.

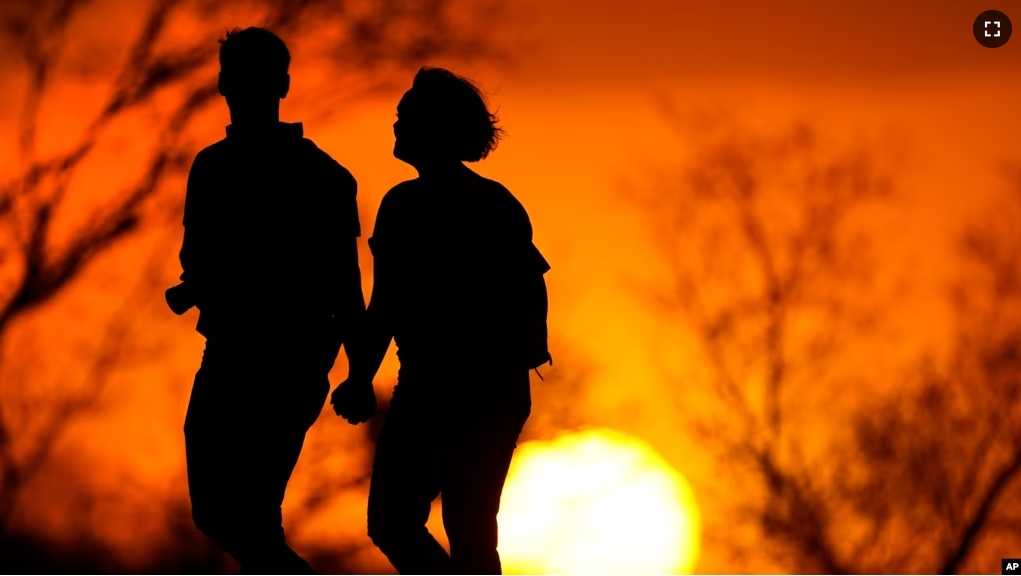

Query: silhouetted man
[[166, 27, 364, 574], [331, 67, 551, 575]]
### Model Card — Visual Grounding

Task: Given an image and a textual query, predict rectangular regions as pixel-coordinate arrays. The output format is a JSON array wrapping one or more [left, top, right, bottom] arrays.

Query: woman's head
[[393, 67, 504, 167]]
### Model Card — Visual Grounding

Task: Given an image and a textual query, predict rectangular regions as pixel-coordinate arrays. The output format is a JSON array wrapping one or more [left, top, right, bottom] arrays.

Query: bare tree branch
[[633, 118, 892, 572]]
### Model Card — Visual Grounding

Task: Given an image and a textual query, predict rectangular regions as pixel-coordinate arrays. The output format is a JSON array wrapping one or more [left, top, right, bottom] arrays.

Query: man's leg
[[185, 344, 326, 574], [367, 388, 450, 574], [232, 401, 321, 575], [185, 359, 249, 559], [441, 370, 531, 575]]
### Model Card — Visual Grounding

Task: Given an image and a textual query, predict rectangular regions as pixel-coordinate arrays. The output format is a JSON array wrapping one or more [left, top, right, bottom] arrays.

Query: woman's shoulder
[[375, 180, 428, 231], [472, 175, 529, 225], [380, 179, 421, 207]]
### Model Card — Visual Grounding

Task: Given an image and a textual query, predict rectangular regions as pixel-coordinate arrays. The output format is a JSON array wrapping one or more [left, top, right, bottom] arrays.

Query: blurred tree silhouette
[[848, 178, 1021, 574], [640, 116, 1021, 574], [0, 0, 501, 567], [635, 117, 893, 573]]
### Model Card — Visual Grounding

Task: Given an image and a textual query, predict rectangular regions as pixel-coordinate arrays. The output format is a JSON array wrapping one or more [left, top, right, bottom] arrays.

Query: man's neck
[[228, 105, 280, 128]]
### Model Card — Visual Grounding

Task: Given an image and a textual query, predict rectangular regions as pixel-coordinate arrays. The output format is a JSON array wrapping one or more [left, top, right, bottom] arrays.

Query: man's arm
[[319, 165, 366, 371], [331, 245, 395, 424], [167, 153, 209, 315], [327, 234, 365, 369], [331, 191, 400, 424]]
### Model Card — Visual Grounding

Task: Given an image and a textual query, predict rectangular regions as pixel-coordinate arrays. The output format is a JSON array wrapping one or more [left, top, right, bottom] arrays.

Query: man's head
[[393, 67, 503, 167], [217, 27, 290, 117]]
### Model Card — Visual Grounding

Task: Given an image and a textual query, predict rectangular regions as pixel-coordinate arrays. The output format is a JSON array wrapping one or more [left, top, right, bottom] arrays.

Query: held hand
[[330, 378, 377, 425]]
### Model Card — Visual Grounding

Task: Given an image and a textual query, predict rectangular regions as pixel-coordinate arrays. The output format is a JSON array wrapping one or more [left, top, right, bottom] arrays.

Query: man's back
[[180, 121, 360, 341]]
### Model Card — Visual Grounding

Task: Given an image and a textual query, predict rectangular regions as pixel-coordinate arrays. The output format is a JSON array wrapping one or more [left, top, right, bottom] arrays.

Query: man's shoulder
[[192, 139, 229, 167], [295, 138, 360, 235], [297, 137, 356, 187], [186, 141, 232, 191]]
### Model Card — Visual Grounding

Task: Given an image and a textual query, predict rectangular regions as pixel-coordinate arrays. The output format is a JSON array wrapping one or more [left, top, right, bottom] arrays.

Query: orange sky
[[3, 0, 1021, 572], [512, 0, 1021, 81]]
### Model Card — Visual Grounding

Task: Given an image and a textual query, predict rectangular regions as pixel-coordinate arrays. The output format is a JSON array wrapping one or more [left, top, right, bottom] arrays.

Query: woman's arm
[[346, 242, 395, 383]]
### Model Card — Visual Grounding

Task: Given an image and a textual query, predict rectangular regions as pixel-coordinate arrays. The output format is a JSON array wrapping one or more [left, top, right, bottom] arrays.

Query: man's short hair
[[218, 27, 290, 80], [411, 67, 504, 162]]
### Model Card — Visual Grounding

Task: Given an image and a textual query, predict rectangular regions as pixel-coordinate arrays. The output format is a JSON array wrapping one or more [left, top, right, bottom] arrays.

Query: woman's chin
[[393, 146, 417, 166]]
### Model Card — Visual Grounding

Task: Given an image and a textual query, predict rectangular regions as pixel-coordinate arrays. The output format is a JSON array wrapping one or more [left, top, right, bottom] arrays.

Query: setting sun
[[498, 429, 701, 574]]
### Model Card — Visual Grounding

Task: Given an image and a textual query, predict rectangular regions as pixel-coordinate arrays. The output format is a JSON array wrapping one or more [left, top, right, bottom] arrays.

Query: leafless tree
[[847, 175, 1021, 574], [637, 109, 1021, 574], [0, 0, 501, 544], [633, 116, 896, 573]]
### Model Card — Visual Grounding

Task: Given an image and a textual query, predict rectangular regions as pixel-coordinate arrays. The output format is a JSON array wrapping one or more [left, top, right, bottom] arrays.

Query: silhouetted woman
[[330, 67, 551, 574]]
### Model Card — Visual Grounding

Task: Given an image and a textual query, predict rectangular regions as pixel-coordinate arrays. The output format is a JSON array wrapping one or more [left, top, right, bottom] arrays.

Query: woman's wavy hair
[[410, 67, 504, 162]]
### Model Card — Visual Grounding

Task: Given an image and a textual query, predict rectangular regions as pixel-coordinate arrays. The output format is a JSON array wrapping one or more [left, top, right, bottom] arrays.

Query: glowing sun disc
[[498, 428, 701, 574]]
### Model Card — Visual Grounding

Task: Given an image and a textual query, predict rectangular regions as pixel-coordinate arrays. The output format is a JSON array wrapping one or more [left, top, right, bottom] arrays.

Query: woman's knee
[[443, 509, 498, 553]]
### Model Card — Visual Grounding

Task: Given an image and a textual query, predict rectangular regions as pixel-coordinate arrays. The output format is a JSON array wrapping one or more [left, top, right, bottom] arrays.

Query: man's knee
[[191, 499, 248, 543], [192, 502, 230, 543], [193, 501, 287, 562], [367, 510, 396, 551], [368, 510, 425, 554]]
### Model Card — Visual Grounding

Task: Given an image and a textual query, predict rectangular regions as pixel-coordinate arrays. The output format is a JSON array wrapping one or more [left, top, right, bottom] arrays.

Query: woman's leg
[[367, 390, 450, 574], [440, 370, 531, 575]]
